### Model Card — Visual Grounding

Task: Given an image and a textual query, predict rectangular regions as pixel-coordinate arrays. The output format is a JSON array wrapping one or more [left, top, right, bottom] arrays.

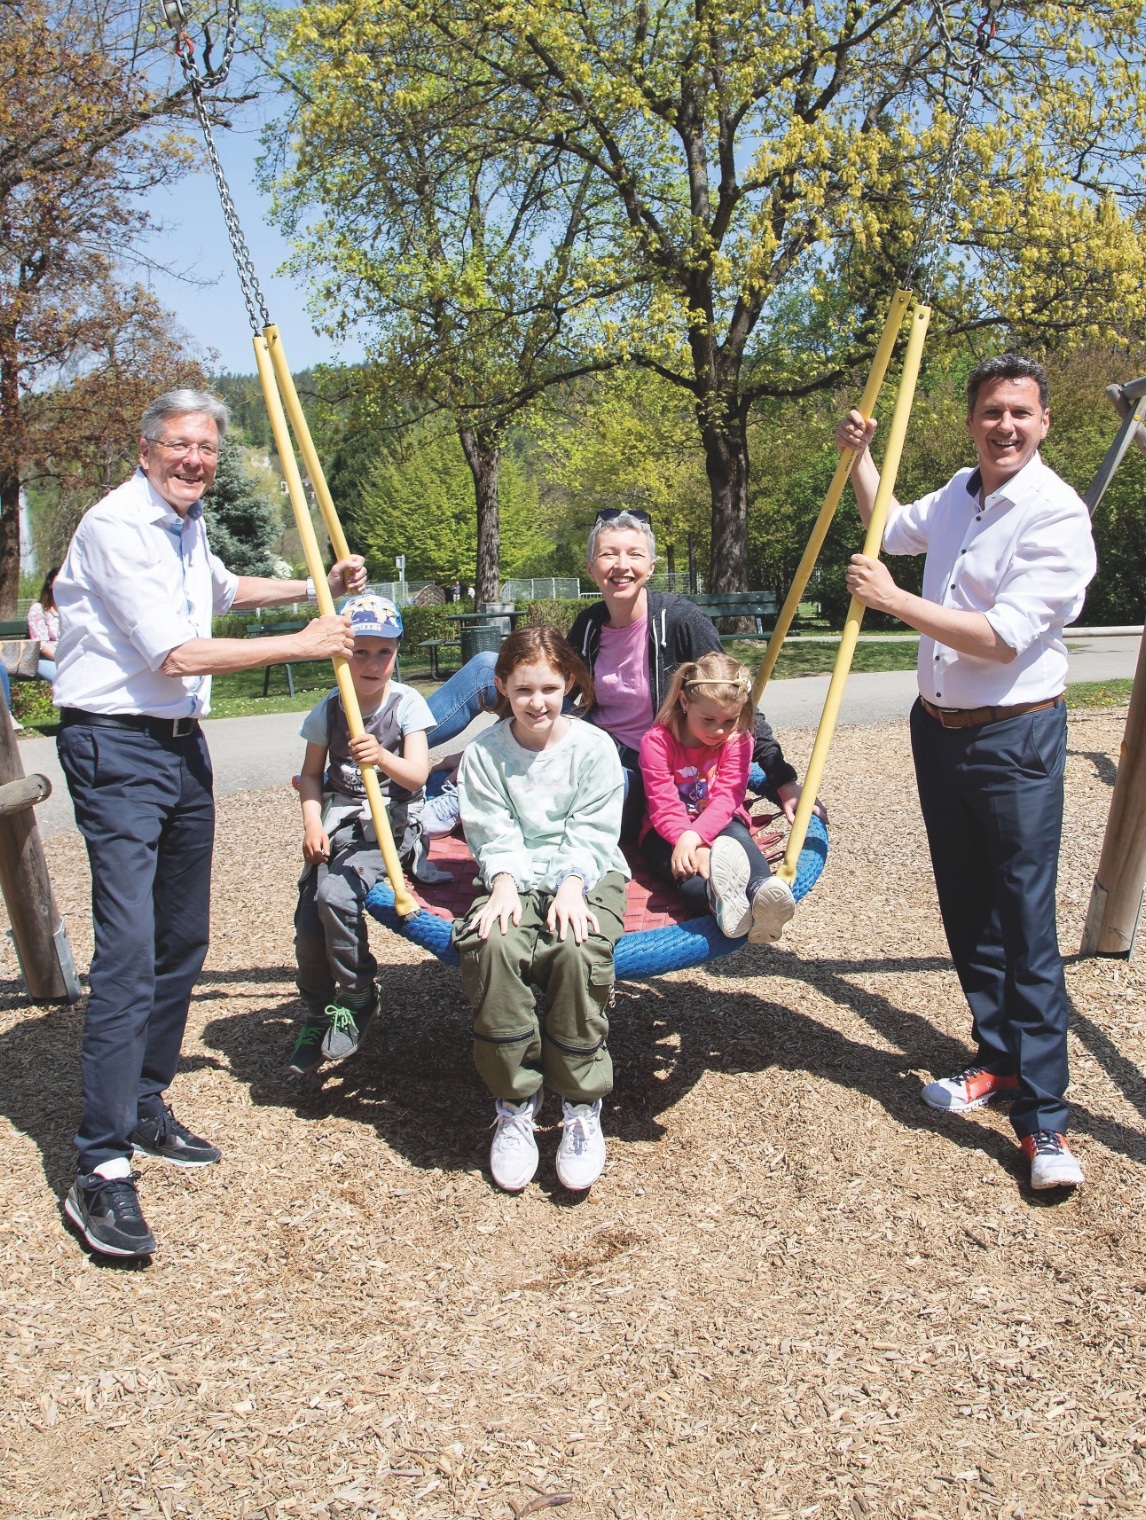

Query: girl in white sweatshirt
[[454, 625, 629, 1194]]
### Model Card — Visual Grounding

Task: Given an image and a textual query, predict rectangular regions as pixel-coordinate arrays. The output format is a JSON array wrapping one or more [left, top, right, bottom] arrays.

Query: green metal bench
[[245, 620, 307, 696], [681, 591, 778, 640]]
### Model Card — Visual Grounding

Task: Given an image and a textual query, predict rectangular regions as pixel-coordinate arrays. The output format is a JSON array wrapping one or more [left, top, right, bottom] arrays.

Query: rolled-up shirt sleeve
[[982, 503, 1097, 656], [883, 486, 943, 557], [210, 550, 240, 616]]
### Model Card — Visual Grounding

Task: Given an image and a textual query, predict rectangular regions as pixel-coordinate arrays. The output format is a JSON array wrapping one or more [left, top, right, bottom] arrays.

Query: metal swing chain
[[908, 1, 998, 305], [160, 0, 271, 334]]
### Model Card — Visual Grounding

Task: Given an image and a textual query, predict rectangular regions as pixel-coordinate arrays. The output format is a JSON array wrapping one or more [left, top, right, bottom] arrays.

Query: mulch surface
[[1, 712, 1145, 1520]]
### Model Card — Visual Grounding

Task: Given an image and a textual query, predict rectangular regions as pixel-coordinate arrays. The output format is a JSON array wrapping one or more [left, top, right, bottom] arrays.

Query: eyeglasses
[[149, 438, 219, 459], [594, 508, 651, 525]]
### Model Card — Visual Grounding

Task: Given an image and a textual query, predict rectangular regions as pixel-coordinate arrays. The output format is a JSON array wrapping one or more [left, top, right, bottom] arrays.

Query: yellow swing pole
[[776, 300, 932, 886], [252, 332, 419, 919], [752, 289, 913, 706], [263, 324, 354, 564]]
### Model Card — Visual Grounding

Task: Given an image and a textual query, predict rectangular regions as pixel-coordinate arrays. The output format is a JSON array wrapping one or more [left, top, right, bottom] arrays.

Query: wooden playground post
[[1078, 375, 1146, 958], [0, 691, 81, 1002]]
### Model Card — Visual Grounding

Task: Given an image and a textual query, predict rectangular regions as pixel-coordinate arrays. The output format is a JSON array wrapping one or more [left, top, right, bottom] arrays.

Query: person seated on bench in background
[[567, 509, 823, 841], [28, 566, 61, 682]]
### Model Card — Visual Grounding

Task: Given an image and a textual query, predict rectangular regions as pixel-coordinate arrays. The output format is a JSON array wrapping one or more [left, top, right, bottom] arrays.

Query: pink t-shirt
[[593, 615, 651, 752]]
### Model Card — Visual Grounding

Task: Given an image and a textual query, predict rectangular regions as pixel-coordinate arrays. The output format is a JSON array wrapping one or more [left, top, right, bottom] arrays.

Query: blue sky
[[137, 107, 364, 377]]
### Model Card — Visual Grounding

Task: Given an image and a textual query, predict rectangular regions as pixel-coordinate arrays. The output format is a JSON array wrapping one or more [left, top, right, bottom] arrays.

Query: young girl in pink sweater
[[637, 652, 796, 944]]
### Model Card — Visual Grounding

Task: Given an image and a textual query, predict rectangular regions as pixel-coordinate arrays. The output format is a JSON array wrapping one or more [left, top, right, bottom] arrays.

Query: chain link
[[908, 2, 998, 304], [164, 0, 270, 333]]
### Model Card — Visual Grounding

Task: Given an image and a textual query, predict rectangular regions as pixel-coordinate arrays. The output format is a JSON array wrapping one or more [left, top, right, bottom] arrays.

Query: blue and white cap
[[339, 593, 403, 640]]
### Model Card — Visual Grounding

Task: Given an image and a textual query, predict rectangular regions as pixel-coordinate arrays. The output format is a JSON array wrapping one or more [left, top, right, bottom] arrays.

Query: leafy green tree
[[355, 422, 550, 586], [203, 434, 279, 576], [279, 0, 1146, 595], [264, 22, 621, 601], [535, 368, 710, 579]]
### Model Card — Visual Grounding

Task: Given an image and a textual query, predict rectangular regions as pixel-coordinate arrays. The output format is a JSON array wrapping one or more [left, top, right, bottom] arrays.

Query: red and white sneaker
[[921, 1065, 1020, 1113], [1021, 1130, 1084, 1190]]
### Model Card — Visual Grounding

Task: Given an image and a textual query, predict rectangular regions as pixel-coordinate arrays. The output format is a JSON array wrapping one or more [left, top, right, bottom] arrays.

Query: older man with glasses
[[53, 388, 366, 1259]]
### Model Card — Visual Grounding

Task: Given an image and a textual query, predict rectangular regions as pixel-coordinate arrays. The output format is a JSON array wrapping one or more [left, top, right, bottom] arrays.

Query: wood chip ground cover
[[1, 714, 1144, 1520]]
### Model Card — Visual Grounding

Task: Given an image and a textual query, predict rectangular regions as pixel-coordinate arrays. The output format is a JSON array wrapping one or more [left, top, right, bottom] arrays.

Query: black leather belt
[[59, 707, 200, 740]]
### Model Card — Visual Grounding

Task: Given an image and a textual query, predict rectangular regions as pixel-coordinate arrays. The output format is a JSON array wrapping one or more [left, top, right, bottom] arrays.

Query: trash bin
[[478, 601, 516, 637], [461, 623, 503, 665]]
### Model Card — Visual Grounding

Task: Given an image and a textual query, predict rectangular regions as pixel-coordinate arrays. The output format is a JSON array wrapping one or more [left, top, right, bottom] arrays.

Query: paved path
[[17, 633, 1140, 839]]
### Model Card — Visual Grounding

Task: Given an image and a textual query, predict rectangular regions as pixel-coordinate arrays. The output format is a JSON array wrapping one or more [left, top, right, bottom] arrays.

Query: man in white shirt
[[835, 354, 1096, 1191], [54, 388, 365, 1258]]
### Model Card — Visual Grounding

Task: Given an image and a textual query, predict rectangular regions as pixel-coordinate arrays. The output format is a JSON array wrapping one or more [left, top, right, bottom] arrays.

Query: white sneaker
[[707, 836, 752, 938], [423, 779, 460, 838], [748, 875, 796, 944], [556, 1099, 606, 1190], [1021, 1130, 1084, 1190], [489, 1091, 542, 1192]]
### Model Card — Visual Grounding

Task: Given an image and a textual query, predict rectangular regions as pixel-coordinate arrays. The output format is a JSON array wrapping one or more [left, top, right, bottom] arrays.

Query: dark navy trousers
[[57, 722, 215, 1172], [910, 697, 1070, 1137]]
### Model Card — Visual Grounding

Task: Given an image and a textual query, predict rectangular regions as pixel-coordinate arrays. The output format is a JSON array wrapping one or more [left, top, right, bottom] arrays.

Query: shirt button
[[935, 692, 942, 698]]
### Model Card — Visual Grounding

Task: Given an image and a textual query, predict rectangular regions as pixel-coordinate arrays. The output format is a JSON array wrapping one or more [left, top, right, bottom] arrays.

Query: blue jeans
[[0, 663, 10, 714], [910, 697, 1070, 1138], [57, 721, 216, 1171], [425, 650, 497, 748]]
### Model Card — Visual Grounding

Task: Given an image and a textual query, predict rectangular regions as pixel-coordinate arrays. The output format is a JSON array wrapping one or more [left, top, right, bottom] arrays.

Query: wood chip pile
[[1, 713, 1144, 1520]]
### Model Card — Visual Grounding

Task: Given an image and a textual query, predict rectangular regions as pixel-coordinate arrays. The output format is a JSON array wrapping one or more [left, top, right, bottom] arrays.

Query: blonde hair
[[655, 652, 755, 743]]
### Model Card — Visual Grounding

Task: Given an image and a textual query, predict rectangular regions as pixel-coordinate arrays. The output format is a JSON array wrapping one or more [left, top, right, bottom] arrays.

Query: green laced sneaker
[[288, 1018, 329, 1075], [321, 987, 378, 1062]]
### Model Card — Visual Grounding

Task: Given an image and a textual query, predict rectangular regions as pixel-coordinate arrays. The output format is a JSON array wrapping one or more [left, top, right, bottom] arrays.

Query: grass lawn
[[725, 635, 921, 676], [11, 662, 1134, 739]]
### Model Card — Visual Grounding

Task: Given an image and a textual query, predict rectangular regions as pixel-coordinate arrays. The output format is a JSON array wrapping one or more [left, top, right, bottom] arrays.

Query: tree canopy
[[268, 0, 1146, 591]]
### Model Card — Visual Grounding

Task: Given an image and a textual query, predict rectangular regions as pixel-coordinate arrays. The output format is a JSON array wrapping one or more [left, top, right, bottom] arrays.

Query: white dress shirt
[[883, 453, 1096, 708], [53, 469, 239, 719]]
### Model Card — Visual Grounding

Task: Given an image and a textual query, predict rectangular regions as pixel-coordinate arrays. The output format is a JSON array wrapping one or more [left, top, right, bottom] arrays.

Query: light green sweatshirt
[[457, 717, 630, 895]]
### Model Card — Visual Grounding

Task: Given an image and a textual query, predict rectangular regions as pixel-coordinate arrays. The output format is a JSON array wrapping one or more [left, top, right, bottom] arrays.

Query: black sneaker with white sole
[[64, 1172, 157, 1258], [289, 1017, 330, 1074], [130, 1105, 221, 1167]]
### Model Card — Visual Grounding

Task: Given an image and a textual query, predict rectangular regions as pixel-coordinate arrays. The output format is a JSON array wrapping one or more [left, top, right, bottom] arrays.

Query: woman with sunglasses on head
[[568, 509, 820, 842]]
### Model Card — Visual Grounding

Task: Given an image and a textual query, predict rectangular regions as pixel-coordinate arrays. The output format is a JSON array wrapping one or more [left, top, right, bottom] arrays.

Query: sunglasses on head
[[594, 508, 651, 525]]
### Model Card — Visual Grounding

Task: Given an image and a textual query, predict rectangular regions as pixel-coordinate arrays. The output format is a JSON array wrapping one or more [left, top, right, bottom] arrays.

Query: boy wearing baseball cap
[[290, 594, 436, 1074]]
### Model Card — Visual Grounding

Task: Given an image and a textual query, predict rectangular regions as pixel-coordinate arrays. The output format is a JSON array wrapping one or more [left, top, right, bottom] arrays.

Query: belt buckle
[[172, 716, 195, 738]]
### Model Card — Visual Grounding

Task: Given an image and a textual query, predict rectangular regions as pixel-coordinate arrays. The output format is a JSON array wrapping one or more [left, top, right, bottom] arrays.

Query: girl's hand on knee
[[547, 876, 599, 944], [671, 830, 704, 879], [469, 874, 522, 940], [303, 825, 330, 864], [694, 843, 712, 880]]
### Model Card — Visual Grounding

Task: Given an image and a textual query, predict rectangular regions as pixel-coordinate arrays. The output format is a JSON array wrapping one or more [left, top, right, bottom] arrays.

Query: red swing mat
[[412, 811, 787, 932]]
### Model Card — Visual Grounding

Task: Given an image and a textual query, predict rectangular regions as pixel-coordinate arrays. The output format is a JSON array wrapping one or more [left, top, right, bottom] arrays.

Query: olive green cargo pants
[[453, 871, 627, 1104]]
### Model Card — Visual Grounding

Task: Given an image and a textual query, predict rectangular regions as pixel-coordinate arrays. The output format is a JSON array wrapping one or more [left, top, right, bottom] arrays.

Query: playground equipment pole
[[0, 692, 81, 1002], [753, 289, 913, 705], [1079, 626, 1146, 957], [253, 335, 418, 919], [777, 301, 931, 886]]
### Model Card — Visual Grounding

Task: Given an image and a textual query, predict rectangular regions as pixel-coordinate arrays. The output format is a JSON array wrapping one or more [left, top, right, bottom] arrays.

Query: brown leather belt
[[920, 695, 1063, 730]]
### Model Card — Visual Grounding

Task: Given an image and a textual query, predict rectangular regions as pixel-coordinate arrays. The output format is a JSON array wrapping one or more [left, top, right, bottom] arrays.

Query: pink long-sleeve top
[[638, 724, 753, 846]]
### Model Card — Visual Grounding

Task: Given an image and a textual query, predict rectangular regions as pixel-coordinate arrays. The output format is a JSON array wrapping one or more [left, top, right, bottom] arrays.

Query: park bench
[[681, 591, 779, 640], [245, 620, 308, 696], [418, 639, 461, 680]]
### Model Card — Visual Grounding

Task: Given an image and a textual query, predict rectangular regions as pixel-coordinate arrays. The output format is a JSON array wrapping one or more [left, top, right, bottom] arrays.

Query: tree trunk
[[688, 533, 698, 593], [0, 330, 22, 618], [666, 541, 676, 576], [457, 422, 500, 605], [699, 409, 751, 596]]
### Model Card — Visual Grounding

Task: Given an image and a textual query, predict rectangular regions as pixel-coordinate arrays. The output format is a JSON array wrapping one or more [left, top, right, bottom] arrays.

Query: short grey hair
[[141, 389, 229, 441], [586, 510, 657, 563]]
